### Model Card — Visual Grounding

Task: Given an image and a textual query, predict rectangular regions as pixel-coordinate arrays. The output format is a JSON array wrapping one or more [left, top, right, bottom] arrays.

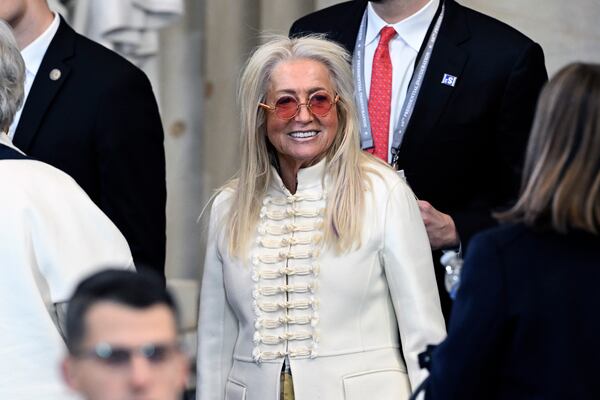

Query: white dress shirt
[[364, 0, 439, 162], [8, 12, 60, 140]]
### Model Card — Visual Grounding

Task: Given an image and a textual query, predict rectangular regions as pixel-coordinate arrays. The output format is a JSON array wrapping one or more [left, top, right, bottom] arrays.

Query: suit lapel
[[332, 0, 368, 54], [401, 0, 469, 151], [13, 17, 74, 152]]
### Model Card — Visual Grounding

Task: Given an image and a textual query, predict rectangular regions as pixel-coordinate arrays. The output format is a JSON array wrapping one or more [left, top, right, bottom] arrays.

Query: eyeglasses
[[73, 342, 181, 367], [259, 91, 340, 120]]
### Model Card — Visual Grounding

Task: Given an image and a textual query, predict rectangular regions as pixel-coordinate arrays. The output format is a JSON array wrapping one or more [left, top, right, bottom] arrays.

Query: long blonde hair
[[224, 35, 377, 257], [497, 63, 600, 234]]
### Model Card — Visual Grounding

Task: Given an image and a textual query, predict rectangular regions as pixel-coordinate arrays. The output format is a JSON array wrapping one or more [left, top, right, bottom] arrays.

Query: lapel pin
[[49, 68, 62, 81], [441, 73, 457, 87]]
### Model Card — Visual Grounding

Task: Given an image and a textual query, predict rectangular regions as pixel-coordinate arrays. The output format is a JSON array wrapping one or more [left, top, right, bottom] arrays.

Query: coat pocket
[[225, 378, 247, 400], [343, 368, 411, 400]]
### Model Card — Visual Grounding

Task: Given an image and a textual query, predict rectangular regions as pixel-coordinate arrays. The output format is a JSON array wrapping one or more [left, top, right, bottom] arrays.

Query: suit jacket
[[14, 17, 166, 278], [291, 0, 548, 317], [425, 223, 600, 399]]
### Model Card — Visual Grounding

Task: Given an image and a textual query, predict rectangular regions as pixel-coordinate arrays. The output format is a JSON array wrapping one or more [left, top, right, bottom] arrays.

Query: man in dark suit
[[291, 0, 547, 319], [2, 0, 166, 279]]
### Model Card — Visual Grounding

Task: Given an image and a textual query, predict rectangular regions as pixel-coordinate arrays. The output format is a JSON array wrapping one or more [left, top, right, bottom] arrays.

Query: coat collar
[[0, 141, 29, 160], [13, 15, 75, 152], [270, 158, 327, 195], [328, 0, 369, 54], [0, 132, 25, 155]]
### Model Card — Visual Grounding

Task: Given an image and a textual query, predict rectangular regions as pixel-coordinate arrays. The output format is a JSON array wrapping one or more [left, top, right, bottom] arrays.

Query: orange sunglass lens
[[273, 93, 334, 119], [275, 96, 298, 118], [309, 94, 332, 114]]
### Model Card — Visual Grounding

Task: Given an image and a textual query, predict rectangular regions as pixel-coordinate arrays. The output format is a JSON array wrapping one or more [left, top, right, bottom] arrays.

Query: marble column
[[159, 0, 205, 279], [203, 0, 260, 194]]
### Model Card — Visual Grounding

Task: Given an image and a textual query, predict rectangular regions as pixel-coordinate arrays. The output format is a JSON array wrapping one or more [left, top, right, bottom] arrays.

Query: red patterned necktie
[[368, 26, 396, 161]]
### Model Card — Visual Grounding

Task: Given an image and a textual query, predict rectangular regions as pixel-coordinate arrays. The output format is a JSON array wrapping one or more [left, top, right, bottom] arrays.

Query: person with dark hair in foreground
[[62, 270, 188, 400], [422, 63, 600, 399]]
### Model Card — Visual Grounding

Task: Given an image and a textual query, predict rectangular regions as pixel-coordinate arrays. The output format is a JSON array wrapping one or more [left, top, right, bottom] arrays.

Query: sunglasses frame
[[259, 91, 340, 120]]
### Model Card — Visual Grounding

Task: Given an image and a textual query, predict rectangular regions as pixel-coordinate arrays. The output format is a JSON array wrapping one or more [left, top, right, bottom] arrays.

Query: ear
[[61, 357, 81, 390], [177, 354, 191, 389]]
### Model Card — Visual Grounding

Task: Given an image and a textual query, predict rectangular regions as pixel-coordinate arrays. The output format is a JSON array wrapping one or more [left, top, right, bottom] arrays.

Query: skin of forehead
[[81, 302, 178, 348]]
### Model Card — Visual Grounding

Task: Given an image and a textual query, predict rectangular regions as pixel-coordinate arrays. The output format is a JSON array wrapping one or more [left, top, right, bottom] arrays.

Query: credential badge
[[441, 73, 457, 87]]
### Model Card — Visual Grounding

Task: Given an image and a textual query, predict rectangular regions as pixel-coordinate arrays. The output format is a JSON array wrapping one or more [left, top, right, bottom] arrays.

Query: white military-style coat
[[197, 159, 446, 400]]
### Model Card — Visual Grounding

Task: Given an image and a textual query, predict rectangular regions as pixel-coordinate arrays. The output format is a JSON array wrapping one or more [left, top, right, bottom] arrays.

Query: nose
[[294, 102, 314, 122], [128, 354, 153, 389]]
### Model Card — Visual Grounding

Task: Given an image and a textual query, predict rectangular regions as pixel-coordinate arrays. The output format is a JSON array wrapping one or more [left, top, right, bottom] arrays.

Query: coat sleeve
[[381, 178, 447, 389], [196, 196, 239, 400], [452, 42, 547, 247], [95, 65, 166, 279], [425, 231, 507, 400]]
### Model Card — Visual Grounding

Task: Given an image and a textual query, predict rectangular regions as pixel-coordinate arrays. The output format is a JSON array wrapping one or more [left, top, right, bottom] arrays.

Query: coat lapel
[[401, 0, 469, 151], [340, 0, 368, 54], [13, 17, 74, 153], [330, 0, 367, 54]]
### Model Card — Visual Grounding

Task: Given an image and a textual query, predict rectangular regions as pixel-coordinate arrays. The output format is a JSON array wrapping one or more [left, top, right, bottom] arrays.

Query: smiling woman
[[197, 35, 446, 400], [262, 59, 339, 191]]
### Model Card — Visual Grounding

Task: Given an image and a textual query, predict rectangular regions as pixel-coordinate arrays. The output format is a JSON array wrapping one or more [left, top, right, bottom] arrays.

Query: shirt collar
[[21, 12, 60, 77], [366, 0, 439, 52]]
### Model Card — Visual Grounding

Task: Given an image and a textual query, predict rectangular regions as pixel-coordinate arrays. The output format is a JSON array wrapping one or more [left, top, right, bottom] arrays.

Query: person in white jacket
[[197, 35, 446, 400], [0, 20, 133, 400]]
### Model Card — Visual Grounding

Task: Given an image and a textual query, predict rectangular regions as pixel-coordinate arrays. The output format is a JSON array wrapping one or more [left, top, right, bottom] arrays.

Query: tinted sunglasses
[[74, 342, 180, 366], [259, 91, 340, 120]]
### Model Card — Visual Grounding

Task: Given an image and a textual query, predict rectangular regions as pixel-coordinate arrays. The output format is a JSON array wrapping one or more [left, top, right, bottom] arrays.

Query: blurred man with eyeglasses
[[61, 270, 189, 400]]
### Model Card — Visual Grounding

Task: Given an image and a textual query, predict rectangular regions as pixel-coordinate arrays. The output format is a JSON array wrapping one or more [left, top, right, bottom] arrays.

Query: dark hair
[[65, 269, 179, 354], [497, 63, 600, 234]]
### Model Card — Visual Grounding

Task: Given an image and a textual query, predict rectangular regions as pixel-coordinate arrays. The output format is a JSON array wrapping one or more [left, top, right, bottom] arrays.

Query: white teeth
[[289, 131, 318, 138]]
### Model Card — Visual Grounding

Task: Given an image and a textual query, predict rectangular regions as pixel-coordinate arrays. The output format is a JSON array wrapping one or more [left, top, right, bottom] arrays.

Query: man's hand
[[418, 200, 460, 250]]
